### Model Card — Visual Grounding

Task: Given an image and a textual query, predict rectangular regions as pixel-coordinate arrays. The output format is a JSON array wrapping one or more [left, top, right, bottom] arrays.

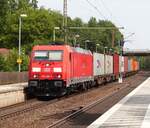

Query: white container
[[119, 56, 124, 73], [93, 53, 105, 76], [105, 55, 113, 74]]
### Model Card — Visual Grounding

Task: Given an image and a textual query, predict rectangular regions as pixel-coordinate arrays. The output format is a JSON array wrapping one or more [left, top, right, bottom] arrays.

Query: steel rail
[[46, 83, 132, 128], [0, 99, 59, 120], [0, 87, 99, 120]]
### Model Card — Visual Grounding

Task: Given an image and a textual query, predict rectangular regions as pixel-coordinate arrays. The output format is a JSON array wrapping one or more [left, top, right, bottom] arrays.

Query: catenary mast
[[63, 0, 67, 44]]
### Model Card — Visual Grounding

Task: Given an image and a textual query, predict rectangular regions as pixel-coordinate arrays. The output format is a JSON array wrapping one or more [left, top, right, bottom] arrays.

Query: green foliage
[[0, 54, 5, 71], [21, 47, 29, 71], [139, 57, 150, 70], [0, 48, 29, 72], [4, 49, 18, 71], [67, 17, 122, 53], [0, 1, 123, 71], [0, 0, 9, 33]]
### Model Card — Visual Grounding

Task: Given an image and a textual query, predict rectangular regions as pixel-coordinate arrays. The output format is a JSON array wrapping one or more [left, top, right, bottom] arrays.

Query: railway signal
[[17, 58, 22, 64]]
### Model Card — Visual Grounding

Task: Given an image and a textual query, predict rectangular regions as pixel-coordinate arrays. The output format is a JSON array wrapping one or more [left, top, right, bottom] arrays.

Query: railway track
[[45, 83, 140, 128], [0, 98, 59, 120], [0, 86, 104, 121]]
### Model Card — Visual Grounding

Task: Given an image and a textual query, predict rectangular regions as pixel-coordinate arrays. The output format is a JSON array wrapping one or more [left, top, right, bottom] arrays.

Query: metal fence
[[0, 72, 28, 85]]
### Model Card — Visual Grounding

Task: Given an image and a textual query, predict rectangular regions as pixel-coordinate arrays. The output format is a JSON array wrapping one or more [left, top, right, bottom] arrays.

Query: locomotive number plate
[[43, 68, 50, 72]]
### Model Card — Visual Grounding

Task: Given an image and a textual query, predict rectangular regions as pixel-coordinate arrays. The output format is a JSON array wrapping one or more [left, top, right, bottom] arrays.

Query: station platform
[[0, 82, 27, 93], [0, 82, 27, 108], [88, 77, 150, 128]]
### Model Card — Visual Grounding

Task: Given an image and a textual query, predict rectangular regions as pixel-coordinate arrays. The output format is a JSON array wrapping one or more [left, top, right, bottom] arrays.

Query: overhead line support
[[68, 27, 124, 30], [63, 0, 68, 44]]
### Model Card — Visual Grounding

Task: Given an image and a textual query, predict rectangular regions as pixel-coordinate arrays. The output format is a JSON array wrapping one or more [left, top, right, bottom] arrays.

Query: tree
[[4, 48, 18, 71], [30, 0, 38, 9], [88, 17, 97, 27], [8, 0, 18, 12], [0, 54, 5, 71], [139, 56, 150, 70], [0, 48, 29, 72], [0, 0, 9, 33]]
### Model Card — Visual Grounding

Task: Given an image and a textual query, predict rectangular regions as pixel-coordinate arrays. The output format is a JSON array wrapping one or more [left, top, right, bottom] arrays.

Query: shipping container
[[137, 61, 140, 70], [105, 55, 113, 74], [128, 59, 131, 72], [131, 58, 134, 71], [124, 57, 128, 72], [93, 53, 104, 76], [134, 60, 138, 71], [113, 54, 119, 75], [119, 56, 124, 73], [128, 58, 140, 72], [134, 60, 137, 71]]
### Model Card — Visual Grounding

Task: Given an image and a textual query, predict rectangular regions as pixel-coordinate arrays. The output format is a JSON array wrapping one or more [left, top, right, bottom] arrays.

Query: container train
[[27, 44, 139, 97]]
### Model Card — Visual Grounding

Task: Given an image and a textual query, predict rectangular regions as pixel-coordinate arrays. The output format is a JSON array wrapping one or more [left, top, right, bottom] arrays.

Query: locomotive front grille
[[35, 80, 65, 96], [37, 80, 63, 89], [29, 81, 38, 86], [54, 81, 63, 87]]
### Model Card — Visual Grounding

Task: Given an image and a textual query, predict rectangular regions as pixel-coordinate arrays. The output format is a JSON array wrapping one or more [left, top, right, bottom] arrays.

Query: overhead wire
[[99, 0, 129, 36], [84, 0, 130, 40], [99, 0, 123, 27], [99, 0, 113, 18], [85, 0, 107, 20], [93, 0, 110, 20]]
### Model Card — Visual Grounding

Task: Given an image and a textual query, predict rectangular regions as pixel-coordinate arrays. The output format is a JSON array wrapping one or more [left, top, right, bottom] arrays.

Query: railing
[[0, 72, 28, 85]]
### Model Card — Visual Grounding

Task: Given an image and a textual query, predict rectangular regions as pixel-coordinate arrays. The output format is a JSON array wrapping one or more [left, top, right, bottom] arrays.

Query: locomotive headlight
[[53, 67, 62, 72], [45, 63, 50, 67], [57, 74, 62, 78], [33, 74, 38, 78], [32, 67, 41, 72]]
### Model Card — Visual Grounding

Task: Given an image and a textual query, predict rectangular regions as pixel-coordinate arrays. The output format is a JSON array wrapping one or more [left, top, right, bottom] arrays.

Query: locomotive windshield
[[34, 50, 63, 61]]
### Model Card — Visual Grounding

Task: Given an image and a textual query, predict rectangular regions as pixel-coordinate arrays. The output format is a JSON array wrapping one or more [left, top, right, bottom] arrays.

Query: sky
[[38, 0, 150, 49]]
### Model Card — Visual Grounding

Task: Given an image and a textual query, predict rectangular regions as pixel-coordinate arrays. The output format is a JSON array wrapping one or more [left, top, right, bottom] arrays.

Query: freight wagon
[[93, 53, 105, 85], [113, 54, 119, 79]]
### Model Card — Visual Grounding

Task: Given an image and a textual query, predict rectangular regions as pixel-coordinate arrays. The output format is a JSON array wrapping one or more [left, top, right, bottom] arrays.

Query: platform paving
[[88, 78, 150, 128], [0, 82, 27, 93]]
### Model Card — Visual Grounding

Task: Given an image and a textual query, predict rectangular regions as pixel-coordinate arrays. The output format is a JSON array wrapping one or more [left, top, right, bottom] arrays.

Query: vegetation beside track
[[0, 0, 122, 72]]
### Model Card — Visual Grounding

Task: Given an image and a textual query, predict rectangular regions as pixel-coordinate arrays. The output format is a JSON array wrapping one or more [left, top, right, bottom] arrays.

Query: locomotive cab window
[[34, 50, 63, 61], [49, 51, 63, 61], [34, 51, 49, 60]]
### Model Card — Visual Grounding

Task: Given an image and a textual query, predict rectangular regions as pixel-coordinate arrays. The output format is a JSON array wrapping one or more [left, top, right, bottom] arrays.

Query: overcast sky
[[38, 0, 150, 49]]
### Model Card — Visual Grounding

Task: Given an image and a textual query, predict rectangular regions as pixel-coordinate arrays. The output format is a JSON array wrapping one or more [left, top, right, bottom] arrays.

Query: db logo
[[97, 60, 101, 68], [107, 61, 110, 68]]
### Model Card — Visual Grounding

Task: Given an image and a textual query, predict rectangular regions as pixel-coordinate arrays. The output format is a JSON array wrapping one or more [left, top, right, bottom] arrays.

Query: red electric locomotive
[[28, 44, 93, 97]]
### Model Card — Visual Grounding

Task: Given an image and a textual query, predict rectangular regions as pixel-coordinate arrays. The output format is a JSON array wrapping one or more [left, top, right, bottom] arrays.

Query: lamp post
[[85, 40, 90, 49], [118, 33, 135, 83], [18, 14, 27, 72], [124, 33, 135, 40], [74, 34, 80, 46], [53, 27, 60, 42], [104, 46, 108, 54], [104, 46, 108, 74], [118, 39, 124, 84], [96, 44, 100, 52], [109, 48, 113, 55]]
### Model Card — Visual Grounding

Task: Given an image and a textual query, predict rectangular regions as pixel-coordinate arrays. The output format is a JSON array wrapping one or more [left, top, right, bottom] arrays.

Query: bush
[[0, 48, 29, 72]]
